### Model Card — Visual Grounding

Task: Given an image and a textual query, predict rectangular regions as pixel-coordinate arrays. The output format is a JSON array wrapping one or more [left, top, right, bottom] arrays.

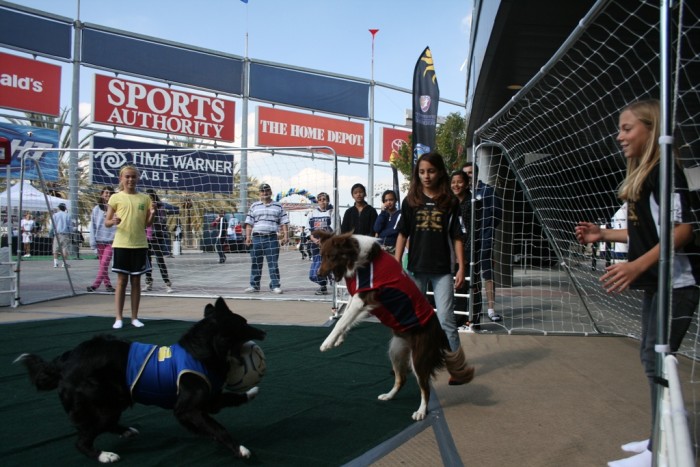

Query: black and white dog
[[317, 232, 474, 421], [14, 297, 265, 463]]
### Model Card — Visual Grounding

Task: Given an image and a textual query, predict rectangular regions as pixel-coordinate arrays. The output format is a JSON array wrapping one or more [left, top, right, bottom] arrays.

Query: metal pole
[[653, 0, 674, 458], [368, 30, 378, 204], [69, 0, 81, 257]]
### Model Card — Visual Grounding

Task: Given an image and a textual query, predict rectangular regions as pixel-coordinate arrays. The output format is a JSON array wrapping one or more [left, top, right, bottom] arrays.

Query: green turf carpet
[[0, 317, 419, 466]]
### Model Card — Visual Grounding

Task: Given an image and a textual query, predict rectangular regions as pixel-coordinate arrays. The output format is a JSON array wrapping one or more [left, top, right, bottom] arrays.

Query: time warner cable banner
[[91, 136, 234, 193], [0, 122, 60, 182]]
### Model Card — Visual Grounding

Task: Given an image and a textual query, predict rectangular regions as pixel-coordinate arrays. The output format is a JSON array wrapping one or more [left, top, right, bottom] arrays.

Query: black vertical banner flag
[[412, 46, 439, 170]]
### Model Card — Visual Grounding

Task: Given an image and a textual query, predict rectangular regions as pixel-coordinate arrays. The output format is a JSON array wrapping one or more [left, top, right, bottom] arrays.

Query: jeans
[[249, 234, 281, 290], [215, 237, 226, 260], [146, 241, 170, 285], [91, 243, 113, 288], [309, 254, 327, 287], [411, 272, 461, 351], [640, 286, 698, 448]]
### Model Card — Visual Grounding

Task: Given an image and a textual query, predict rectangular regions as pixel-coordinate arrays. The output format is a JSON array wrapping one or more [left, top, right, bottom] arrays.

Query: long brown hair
[[617, 99, 660, 202], [406, 152, 454, 210]]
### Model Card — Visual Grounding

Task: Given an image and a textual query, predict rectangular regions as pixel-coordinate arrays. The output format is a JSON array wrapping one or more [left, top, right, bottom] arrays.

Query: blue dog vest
[[126, 342, 222, 409]]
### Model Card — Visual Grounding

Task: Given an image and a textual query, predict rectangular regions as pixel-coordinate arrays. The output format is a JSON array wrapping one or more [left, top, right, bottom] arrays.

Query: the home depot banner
[[256, 106, 364, 158], [0, 52, 61, 116], [92, 74, 235, 142]]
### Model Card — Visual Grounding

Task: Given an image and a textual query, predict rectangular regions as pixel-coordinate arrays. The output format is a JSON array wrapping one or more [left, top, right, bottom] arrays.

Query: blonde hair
[[117, 165, 139, 191], [617, 99, 660, 201]]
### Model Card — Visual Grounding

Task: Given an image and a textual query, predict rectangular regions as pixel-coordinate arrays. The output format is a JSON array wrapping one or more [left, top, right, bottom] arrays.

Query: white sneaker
[[244, 287, 259, 293], [621, 439, 649, 454], [487, 309, 502, 322], [166, 285, 173, 294], [131, 319, 145, 328], [607, 449, 651, 467], [271, 288, 283, 294], [458, 324, 475, 333], [112, 319, 123, 329], [22, 254, 30, 258], [145, 283, 152, 292], [54, 263, 58, 268]]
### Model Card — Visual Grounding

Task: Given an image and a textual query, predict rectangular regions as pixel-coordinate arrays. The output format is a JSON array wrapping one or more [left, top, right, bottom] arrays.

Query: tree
[[392, 112, 467, 180]]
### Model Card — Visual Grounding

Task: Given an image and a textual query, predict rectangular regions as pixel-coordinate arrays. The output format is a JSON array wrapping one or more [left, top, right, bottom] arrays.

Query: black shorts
[[112, 248, 151, 275]]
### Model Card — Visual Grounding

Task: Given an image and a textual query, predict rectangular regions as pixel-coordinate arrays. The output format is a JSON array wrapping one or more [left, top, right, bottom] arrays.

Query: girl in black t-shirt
[[395, 152, 464, 352]]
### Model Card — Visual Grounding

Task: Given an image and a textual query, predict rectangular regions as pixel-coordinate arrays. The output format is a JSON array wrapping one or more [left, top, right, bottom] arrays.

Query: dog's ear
[[314, 230, 334, 244], [205, 297, 230, 318], [215, 296, 229, 312]]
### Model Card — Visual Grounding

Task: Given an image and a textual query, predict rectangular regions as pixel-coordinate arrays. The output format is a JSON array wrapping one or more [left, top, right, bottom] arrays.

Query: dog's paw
[[98, 451, 120, 463], [320, 339, 334, 352], [238, 445, 251, 458], [120, 427, 139, 438], [246, 386, 259, 401], [412, 410, 427, 421], [378, 393, 393, 401]]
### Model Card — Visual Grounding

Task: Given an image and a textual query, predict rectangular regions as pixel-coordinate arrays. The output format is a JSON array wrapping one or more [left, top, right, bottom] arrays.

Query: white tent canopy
[[0, 180, 70, 212]]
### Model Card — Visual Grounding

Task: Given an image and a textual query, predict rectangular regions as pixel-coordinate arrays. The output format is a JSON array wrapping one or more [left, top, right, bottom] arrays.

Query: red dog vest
[[346, 250, 435, 332]]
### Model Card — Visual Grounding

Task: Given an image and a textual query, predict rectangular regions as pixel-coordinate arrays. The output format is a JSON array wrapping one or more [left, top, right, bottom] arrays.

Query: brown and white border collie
[[317, 231, 474, 420]]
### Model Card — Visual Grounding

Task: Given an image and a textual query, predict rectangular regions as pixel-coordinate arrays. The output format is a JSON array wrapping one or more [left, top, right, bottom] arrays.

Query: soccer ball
[[225, 341, 266, 392]]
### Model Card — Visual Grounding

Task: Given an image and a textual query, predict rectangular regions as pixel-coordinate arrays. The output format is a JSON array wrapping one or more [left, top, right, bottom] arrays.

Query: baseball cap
[[259, 183, 271, 191]]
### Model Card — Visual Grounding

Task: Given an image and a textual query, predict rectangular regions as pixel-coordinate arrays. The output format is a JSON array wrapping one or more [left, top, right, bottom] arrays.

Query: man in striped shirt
[[244, 183, 289, 294]]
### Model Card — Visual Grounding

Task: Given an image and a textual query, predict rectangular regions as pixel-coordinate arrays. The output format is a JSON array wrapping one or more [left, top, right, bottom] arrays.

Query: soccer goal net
[[471, 0, 699, 354], [9, 146, 340, 304], [471, 0, 698, 460]]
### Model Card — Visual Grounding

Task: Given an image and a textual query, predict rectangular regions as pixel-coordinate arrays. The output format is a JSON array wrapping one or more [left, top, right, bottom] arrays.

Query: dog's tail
[[444, 346, 475, 385], [13, 353, 63, 391]]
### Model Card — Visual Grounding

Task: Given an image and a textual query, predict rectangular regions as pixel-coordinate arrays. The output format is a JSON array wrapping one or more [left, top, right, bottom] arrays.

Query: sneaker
[[86, 286, 96, 293], [62, 263, 69, 268], [166, 285, 173, 294], [105, 285, 115, 293], [54, 263, 58, 268], [488, 311, 502, 322], [112, 319, 123, 329], [131, 319, 145, 328], [621, 439, 649, 454], [22, 254, 30, 258], [145, 282, 152, 292], [314, 286, 328, 295], [271, 287, 283, 294], [244, 287, 259, 293], [458, 324, 475, 333]]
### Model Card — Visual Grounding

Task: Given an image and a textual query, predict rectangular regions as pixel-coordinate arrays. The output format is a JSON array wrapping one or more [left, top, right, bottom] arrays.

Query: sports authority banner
[[0, 52, 61, 116], [256, 106, 365, 158], [92, 74, 235, 142], [381, 127, 410, 162], [91, 136, 234, 193], [412, 46, 439, 168], [0, 122, 59, 181]]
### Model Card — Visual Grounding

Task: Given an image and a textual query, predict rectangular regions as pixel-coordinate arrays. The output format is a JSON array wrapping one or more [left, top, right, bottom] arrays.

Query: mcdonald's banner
[[0, 52, 61, 116]]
